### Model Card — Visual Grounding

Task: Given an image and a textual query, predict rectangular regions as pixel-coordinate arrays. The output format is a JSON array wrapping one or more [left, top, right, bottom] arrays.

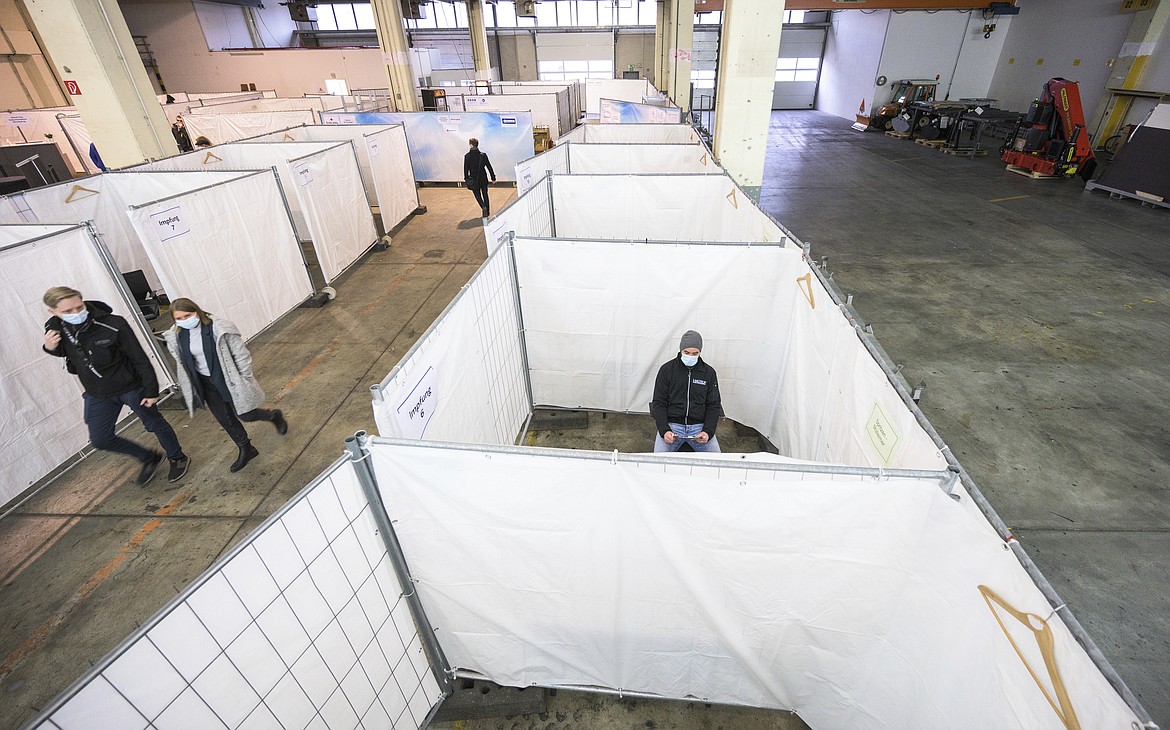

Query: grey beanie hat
[[679, 330, 703, 351]]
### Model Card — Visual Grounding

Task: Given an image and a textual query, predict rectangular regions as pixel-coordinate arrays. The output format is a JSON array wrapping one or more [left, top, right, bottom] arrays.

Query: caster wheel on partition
[[322, 286, 337, 301], [373, 235, 391, 252]]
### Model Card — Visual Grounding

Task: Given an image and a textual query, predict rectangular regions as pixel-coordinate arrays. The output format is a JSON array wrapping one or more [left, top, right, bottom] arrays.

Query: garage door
[[773, 27, 826, 110]]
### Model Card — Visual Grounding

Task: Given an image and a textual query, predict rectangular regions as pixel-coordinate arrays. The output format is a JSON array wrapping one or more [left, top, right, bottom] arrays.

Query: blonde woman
[[163, 299, 287, 472]]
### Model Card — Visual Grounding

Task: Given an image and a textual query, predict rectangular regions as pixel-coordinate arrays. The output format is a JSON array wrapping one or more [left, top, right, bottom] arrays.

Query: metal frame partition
[[787, 217, 1159, 729], [22, 450, 451, 730]]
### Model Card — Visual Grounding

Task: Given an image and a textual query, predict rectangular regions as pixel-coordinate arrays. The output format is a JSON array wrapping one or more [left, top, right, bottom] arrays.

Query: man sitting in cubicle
[[650, 330, 722, 453]]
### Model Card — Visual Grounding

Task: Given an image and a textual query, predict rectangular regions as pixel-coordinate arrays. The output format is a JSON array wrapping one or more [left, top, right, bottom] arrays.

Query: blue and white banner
[[598, 98, 683, 125], [321, 111, 534, 182]]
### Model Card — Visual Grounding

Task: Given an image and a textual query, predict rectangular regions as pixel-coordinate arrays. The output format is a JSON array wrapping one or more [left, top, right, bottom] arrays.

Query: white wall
[[120, 1, 387, 97], [948, 12, 1013, 101], [987, 0, 1134, 126], [876, 11, 969, 106], [818, 10, 887, 120]]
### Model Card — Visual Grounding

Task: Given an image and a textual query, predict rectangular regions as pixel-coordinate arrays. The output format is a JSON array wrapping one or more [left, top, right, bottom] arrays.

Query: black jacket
[[43, 300, 160, 398], [464, 149, 495, 186], [650, 354, 722, 438]]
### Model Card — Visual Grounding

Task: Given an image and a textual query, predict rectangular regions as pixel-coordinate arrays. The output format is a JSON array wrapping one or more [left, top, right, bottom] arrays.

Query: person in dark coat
[[42, 285, 189, 485], [163, 298, 287, 473], [650, 330, 722, 453], [463, 137, 497, 217]]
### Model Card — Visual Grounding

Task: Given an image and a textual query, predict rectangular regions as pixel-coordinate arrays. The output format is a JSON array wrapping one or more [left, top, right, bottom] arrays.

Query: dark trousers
[[197, 374, 277, 446], [471, 183, 490, 214], [83, 388, 184, 462]]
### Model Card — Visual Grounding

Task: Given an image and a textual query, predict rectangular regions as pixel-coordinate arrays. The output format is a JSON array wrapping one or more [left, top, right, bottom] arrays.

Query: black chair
[[122, 270, 161, 321]]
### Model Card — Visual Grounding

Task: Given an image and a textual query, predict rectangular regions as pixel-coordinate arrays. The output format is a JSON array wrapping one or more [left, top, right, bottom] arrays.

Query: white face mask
[[176, 316, 200, 330], [60, 310, 88, 326], [680, 353, 699, 367]]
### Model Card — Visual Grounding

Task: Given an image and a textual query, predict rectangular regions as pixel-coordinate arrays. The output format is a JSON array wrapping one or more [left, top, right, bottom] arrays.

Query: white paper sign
[[395, 365, 438, 439], [369, 140, 381, 157], [4, 113, 30, 126], [517, 165, 534, 189], [293, 161, 313, 186], [150, 205, 190, 243], [465, 96, 488, 107]]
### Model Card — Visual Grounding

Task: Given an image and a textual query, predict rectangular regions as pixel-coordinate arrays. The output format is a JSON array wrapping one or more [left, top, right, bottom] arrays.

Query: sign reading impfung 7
[[150, 205, 190, 243]]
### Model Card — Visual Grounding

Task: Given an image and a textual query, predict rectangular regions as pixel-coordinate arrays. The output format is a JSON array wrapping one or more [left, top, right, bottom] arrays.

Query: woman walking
[[164, 298, 287, 472]]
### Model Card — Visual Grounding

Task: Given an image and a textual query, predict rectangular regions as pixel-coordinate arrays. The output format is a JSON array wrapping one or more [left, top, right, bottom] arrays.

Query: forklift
[[868, 78, 939, 131], [1000, 78, 1096, 180]]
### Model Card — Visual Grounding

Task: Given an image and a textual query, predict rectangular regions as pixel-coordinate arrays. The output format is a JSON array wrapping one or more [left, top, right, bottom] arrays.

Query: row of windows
[[314, 2, 807, 31]]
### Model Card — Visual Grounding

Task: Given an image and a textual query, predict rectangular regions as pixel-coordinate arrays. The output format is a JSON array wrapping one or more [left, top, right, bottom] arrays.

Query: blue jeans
[[653, 422, 721, 453], [83, 388, 184, 462]]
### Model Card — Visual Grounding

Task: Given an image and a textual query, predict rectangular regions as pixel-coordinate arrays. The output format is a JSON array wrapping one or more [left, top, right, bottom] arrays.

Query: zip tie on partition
[[611, 449, 619, 465], [876, 467, 885, 481], [1046, 603, 1067, 622]]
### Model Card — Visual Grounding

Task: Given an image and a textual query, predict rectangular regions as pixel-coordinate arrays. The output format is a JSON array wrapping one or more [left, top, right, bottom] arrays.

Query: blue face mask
[[681, 353, 699, 367], [60, 310, 88, 326], [176, 316, 200, 330]]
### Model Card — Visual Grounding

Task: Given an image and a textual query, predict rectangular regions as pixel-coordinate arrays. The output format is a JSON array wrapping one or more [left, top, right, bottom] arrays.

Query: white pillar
[[467, 0, 492, 80], [370, 0, 420, 112], [23, 0, 176, 166], [712, 0, 783, 200], [653, 0, 668, 91], [668, 0, 694, 112]]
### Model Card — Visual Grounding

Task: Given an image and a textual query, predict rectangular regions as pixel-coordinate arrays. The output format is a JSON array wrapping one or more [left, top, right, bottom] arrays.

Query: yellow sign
[[865, 402, 900, 465]]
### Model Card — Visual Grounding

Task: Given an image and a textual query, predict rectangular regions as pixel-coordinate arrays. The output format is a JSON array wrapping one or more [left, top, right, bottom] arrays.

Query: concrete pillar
[[23, 0, 175, 167], [712, 0, 783, 201], [667, 0, 694, 112], [1090, 1, 1170, 142], [653, 0, 668, 90], [467, 0, 492, 80], [370, 0, 420, 111]]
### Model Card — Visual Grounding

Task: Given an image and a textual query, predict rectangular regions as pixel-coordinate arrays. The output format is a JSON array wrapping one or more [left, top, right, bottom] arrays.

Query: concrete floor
[[761, 110, 1170, 724], [0, 110, 1166, 729]]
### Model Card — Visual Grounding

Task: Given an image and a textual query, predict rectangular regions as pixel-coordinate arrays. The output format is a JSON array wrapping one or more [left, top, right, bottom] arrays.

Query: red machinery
[[1001, 78, 1097, 180]]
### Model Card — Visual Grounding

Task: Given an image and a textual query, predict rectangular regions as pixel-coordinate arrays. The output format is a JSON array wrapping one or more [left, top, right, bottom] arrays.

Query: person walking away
[[42, 286, 189, 484], [163, 298, 287, 472], [464, 137, 497, 217]]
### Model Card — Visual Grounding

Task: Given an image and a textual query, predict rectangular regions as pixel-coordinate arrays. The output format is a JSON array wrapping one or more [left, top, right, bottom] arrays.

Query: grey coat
[[164, 318, 266, 417]]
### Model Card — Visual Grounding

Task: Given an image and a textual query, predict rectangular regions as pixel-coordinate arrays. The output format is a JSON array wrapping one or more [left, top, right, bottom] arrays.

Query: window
[[783, 10, 806, 23], [777, 57, 820, 83]]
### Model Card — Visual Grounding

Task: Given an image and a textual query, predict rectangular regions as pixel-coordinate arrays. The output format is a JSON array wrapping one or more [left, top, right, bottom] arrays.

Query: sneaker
[[136, 452, 163, 485], [272, 409, 288, 435], [168, 455, 190, 482]]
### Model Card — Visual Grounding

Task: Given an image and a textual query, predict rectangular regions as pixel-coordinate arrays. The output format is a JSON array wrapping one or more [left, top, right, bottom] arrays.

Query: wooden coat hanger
[[979, 585, 1081, 730], [202, 150, 222, 163], [64, 184, 99, 203]]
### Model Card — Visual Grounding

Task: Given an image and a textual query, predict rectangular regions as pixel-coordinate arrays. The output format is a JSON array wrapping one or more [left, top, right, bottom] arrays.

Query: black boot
[[230, 441, 259, 472], [272, 409, 288, 435]]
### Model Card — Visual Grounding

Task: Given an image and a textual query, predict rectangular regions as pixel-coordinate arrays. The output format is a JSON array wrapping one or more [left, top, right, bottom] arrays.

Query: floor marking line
[[0, 488, 190, 683], [989, 195, 1030, 203]]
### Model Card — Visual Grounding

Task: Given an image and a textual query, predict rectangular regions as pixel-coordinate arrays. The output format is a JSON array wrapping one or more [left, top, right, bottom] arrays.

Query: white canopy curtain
[[549, 173, 786, 243], [516, 142, 718, 195], [182, 111, 317, 146], [369, 438, 1143, 730], [0, 224, 174, 508], [137, 140, 378, 283], [247, 124, 420, 232], [125, 170, 314, 341]]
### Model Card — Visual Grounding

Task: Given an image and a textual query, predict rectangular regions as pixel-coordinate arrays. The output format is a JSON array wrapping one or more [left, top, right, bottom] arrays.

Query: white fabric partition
[[369, 439, 1143, 730], [1, 108, 92, 175], [483, 175, 553, 254], [140, 141, 377, 283], [515, 144, 569, 195], [566, 143, 717, 178], [183, 111, 316, 145], [186, 97, 326, 115], [513, 238, 940, 471], [249, 125, 419, 231], [125, 170, 313, 340], [26, 457, 444, 730], [575, 123, 701, 145], [372, 249, 528, 446], [0, 224, 174, 507], [551, 174, 785, 243]]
